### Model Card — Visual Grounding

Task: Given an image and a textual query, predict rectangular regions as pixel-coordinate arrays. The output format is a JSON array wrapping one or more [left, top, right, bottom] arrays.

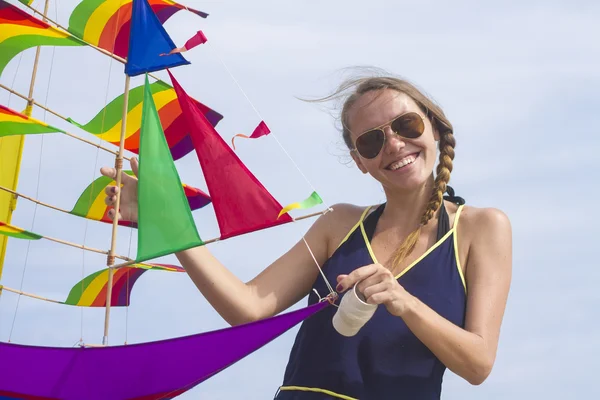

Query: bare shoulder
[[311, 203, 375, 258], [455, 205, 512, 279], [457, 205, 512, 240]]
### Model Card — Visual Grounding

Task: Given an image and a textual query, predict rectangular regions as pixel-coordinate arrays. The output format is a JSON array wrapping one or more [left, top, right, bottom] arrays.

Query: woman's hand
[[100, 157, 139, 223], [336, 263, 415, 317]]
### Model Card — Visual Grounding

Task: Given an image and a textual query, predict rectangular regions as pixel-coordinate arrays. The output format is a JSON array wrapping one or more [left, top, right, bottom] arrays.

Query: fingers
[[356, 273, 386, 295], [100, 166, 117, 179], [119, 157, 139, 184], [107, 208, 121, 221], [131, 157, 139, 177], [104, 193, 116, 206], [361, 281, 395, 304], [100, 157, 139, 184], [104, 185, 118, 196], [336, 264, 379, 292]]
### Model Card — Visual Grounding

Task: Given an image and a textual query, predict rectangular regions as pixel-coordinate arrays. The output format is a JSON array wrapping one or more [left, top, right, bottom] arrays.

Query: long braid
[[303, 69, 459, 272], [389, 127, 455, 271]]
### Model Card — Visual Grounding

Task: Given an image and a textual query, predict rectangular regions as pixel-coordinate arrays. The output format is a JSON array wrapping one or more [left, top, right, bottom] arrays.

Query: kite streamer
[[231, 120, 271, 150], [67, 80, 223, 160], [68, 0, 208, 57], [70, 172, 211, 227], [0, 105, 64, 137], [0, 1, 84, 77], [125, 0, 189, 76], [135, 75, 203, 263], [64, 263, 185, 307], [161, 30, 207, 55], [0, 222, 41, 240], [278, 191, 323, 218], [169, 71, 294, 240]]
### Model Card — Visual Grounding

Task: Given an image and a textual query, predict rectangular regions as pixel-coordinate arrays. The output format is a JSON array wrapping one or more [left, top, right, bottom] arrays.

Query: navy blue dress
[[275, 202, 467, 400]]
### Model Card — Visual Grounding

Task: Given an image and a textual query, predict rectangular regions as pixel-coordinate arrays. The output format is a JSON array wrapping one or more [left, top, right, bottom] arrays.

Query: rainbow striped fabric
[[64, 263, 185, 307], [0, 221, 41, 240], [67, 80, 223, 160], [67, 0, 208, 58], [69, 172, 211, 227], [17, 0, 34, 6], [0, 104, 65, 137], [0, 0, 84, 77]]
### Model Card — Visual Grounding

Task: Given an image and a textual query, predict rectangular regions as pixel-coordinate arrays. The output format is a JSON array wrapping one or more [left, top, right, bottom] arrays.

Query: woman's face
[[347, 89, 439, 193]]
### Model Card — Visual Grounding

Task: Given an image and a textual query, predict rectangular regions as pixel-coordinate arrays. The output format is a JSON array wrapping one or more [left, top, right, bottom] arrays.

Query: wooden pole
[[110, 209, 334, 269], [20, 3, 165, 83], [25, 0, 51, 115], [0, 83, 66, 120], [0, 184, 72, 215], [1, 285, 63, 305], [0, 0, 51, 299], [103, 75, 131, 345], [0, 84, 131, 159]]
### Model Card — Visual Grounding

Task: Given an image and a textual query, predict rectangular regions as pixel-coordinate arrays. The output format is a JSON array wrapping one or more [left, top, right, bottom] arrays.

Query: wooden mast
[[0, 0, 51, 297], [103, 74, 131, 346]]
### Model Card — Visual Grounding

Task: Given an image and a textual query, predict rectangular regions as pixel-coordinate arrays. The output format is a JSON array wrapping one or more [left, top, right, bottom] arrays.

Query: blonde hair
[[314, 70, 456, 270]]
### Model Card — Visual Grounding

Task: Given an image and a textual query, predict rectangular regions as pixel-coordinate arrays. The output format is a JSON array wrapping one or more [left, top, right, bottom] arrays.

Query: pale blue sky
[[0, 0, 598, 399]]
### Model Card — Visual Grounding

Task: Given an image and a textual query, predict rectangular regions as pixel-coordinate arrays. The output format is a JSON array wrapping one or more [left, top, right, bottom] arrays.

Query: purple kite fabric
[[0, 301, 329, 399]]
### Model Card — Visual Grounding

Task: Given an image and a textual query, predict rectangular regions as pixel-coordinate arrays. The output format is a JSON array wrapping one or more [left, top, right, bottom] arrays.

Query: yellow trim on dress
[[395, 229, 454, 280], [359, 204, 467, 292], [279, 386, 358, 400], [453, 205, 467, 293], [335, 206, 373, 250], [360, 220, 379, 265]]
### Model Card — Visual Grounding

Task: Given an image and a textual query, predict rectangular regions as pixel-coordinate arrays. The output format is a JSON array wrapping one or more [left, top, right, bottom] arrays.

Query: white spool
[[332, 284, 377, 337]]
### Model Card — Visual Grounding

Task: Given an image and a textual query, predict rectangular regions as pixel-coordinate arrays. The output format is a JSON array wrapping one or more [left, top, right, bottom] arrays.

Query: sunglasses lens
[[391, 112, 424, 139], [355, 129, 384, 159]]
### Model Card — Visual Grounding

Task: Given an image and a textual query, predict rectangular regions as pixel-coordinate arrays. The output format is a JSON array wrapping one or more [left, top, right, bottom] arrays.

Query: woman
[[102, 74, 512, 399]]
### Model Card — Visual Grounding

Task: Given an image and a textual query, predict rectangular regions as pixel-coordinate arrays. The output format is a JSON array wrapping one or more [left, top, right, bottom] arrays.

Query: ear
[[350, 150, 368, 174], [431, 118, 440, 142]]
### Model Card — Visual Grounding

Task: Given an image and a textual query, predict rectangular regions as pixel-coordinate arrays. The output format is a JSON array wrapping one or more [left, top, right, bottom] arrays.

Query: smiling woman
[[102, 70, 512, 400]]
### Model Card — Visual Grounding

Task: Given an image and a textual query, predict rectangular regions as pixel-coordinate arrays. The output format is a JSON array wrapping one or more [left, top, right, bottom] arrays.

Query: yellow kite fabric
[[0, 0, 84, 77]]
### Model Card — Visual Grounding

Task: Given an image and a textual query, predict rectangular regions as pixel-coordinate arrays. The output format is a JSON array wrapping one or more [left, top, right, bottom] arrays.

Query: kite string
[[301, 237, 335, 296], [8, 43, 59, 342], [205, 43, 330, 212], [204, 43, 336, 294], [0, 41, 26, 322]]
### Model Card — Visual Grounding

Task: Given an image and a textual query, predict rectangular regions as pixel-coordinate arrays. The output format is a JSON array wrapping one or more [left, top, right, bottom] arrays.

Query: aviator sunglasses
[[351, 112, 426, 159]]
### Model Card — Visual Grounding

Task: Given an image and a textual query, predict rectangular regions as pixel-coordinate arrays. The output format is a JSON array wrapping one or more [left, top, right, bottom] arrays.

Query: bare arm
[[398, 208, 512, 384], [174, 213, 333, 325], [337, 207, 512, 385], [101, 160, 361, 326]]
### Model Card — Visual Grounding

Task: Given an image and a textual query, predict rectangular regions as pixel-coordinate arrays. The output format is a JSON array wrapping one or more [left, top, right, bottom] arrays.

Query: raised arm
[[174, 214, 333, 325], [101, 158, 341, 326]]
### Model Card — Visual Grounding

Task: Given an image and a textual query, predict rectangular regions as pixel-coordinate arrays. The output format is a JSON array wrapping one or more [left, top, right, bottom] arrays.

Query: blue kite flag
[[125, 0, 190, 76]]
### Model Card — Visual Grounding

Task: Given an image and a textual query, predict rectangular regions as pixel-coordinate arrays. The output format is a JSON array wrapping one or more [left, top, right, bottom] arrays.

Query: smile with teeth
[[387, 153, 418, 170]]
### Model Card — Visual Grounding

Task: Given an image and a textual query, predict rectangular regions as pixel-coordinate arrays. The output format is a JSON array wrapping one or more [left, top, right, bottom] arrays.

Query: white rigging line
[[204, 43, 336, 296]]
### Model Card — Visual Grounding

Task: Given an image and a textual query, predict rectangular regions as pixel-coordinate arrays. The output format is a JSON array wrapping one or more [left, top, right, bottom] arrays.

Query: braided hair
[[319, 72, 460, 270]]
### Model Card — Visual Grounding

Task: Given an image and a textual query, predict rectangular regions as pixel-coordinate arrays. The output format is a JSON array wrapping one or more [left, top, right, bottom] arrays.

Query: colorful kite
[[68, 0, 208, 57], [0, 105, 65, 137], [67, 80, 223, 160], [0, 1, 331, 398], [69, 171, 211, 227], [0, 0, 84, 77], [64, 263, 185, 307]]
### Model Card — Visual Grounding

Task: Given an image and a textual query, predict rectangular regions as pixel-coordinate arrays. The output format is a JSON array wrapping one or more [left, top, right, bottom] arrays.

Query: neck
[[380, 174, 437, 230]]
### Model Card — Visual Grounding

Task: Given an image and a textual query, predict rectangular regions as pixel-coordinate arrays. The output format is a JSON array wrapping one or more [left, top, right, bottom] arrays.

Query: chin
[[375, 157, 433, 191]]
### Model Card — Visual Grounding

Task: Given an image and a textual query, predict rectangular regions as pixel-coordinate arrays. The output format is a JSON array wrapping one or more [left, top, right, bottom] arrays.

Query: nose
[[383, 126, 406, 154]]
